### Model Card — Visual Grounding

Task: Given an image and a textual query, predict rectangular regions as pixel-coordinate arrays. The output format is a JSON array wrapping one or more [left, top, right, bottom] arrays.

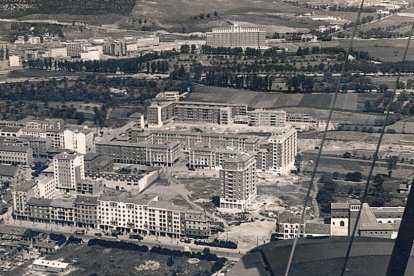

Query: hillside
[[0, 0, 135, 16]]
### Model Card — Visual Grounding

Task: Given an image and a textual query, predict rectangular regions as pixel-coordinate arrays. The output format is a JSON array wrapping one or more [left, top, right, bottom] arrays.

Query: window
[[340, 221, 345, 227]]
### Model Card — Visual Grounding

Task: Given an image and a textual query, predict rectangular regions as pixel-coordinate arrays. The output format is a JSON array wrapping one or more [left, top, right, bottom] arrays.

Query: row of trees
[[26, 51, 177, 73]]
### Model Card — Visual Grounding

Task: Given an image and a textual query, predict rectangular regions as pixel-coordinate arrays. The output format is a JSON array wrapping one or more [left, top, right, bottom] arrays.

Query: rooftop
[[32, 259, 69, 269], [74, 195, 98, 205], [15, 180, 37, 192], [0, 126, 22, 133], [0, 165, 19, 177], [27, 197, 52, 207]]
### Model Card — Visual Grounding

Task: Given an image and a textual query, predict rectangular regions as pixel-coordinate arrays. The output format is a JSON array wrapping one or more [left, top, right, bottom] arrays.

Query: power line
[[283, 1, 366, 275], [340, 19, 414, 276]]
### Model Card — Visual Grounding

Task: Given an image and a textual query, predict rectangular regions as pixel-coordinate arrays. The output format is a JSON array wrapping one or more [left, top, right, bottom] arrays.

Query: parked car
[[74, 229, 85, 235], [129, 234, 143, 240], [94, 233, 102, 237]]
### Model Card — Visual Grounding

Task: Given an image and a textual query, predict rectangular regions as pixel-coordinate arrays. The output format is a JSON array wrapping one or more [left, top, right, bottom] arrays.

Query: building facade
[[53, 152, 85, 192], [206, 25, 266, 48], [219, 153, 257, 210]]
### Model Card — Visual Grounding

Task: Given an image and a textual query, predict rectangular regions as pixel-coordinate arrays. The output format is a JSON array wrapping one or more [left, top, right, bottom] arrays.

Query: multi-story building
[[63, 128, 94, 154], [76, 179, 104, 196], [0, 145, 33, 166], [35, 175, 55, 199], [0, 165, 31, 186], [275, 211, 330, 240], [49, 198, 74, 225], [155, 91, 180, 101], [137, 35, 160, 48], [330, 200, 403, 239], [27, 198, 52, 223], [74, 195, 98, 228], [219, 153, 257, 210], [0, 127, 23, 137], [49, 47, 68, 58], [188, 146, 245, 169], [133, 130, 260, 152], [53, 152, 85, 192], [147, 101, 247, 127], [22, 129, 64, 149], [247, 109, 286, 127], [185, 210, 211, 238], [257, 127, 297, 174], [147, 102, 175, 127], [206, 24, 266, 48], [12, 180, 38, 219], [104, 40, 127, 56], [174, 104, 233, 125], [147, 201, 186, 238], [97, 193, 152, 234], [95, 140, 180, 167], [83, 153, 113, 174], [86, 169, 159, 192]]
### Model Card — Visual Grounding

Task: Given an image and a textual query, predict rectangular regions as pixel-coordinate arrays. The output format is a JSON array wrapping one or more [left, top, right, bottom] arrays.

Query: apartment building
[[83, 153, 114, 174], [53, 152, 85, 192], [95, 140, 180, 167], [188, 146, 245, 169], [0, 145, 33, 166], [147, 101, 247, 127], [147, 102, 175, 127], [86, 169, 159, 192], [0, 127, 23, 137], [76, 179, 104, 196], [104, 40, 127, 56], [219, 153, 257, 210], [206, 24, 266, 48], [0, 165, 31, 186], [12, 180, 38, 220], [35, 175, 55, 199], [257, 127, 298, 174], [49, 47, 68, 58], [97, 193, 151, 234], [247, 109, 286, 127], [147, 201, 186, 238], [63, 128, 94, 154], [74, 195, 98, 228], [142, 130, 260, 152], [49, 198, 74, 225], [185, 210, 211, 238]]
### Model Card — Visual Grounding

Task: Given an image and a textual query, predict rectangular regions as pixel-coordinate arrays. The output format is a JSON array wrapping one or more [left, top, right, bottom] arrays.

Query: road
[[1, 212, 244, 260]]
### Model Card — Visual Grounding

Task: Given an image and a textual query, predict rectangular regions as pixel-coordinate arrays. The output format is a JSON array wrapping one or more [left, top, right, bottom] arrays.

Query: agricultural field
[[188, 85, 380, 112]]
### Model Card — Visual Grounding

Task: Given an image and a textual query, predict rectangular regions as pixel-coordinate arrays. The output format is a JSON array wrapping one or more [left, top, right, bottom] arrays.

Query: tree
[[345, 172, 363, 182], [294, 153, 303, 173], [214, 11, 218, 17], [386, 156, 398, 177], [180, 44, 190, 54], [167, 257, 174, 267], [343, 152, 352, 158]]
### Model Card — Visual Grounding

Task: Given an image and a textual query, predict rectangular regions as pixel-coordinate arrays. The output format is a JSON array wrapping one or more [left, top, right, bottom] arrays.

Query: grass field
[[41, 244, 213, 276], [188, 86, 380, 112]]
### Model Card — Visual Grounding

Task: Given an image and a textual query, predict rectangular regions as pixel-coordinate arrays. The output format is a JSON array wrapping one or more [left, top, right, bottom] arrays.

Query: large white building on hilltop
[[53, 152, 84, 193], [220, 153, 257, 211], [206, 24, 266, 49]]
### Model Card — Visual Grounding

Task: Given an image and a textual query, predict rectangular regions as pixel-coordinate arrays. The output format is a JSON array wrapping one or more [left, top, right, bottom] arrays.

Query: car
[[180, 238, 191, 243], [74, 230, 85, 235], [94, 233, 102, 237], [129, 234, 144, 240]]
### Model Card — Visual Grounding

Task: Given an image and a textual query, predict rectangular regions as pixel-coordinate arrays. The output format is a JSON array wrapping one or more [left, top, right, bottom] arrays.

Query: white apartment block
[[268, 127, 298, 174], [50, 47, 68, 58], [97, 194, 150, 234], [9, 55, 20, 67], [206, 24, 266, 49], [80, 50, 100, 61], [64, 128, 94, 154], [53, 152, 85, 192], [219, 153, 257, 211], [35, 175, 55, 199], [97, 195, 186, 237], [248, 109, 286, 127]]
